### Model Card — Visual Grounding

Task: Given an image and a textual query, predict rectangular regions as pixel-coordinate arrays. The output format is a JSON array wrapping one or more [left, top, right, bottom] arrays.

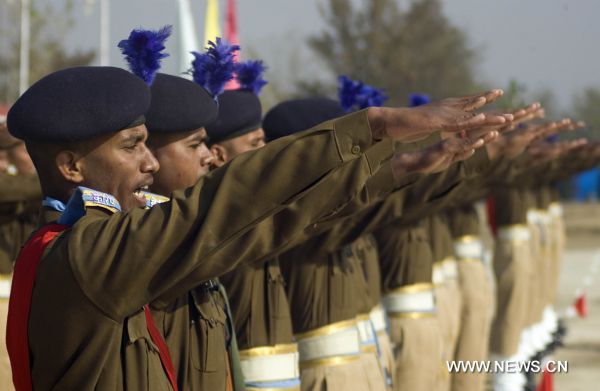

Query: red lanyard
[[7, 223, 179, 391]]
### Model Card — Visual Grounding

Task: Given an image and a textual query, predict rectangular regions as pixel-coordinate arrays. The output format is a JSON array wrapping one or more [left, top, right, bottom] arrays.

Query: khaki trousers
[[490, 229, 532, 356], [376, 331, 395, 390], [0, 300, 13, 391], [526, 217, 544, 326], [360, 352, 387, 391], [451, 261, 493, 391], [435, 280, 462, 391], [300, 357, 377, 391], [389, 315, 444, 391]]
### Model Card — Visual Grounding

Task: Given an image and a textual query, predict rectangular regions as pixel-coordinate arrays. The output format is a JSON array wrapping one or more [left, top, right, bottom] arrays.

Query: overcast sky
[[47, 0, 600, 111]]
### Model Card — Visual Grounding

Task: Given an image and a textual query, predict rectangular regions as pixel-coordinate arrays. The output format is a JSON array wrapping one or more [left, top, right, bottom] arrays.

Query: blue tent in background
[[574, 168, 600, 201]]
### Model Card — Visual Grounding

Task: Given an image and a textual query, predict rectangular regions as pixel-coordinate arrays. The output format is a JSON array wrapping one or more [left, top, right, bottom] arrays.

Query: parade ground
[[551, 203, 600, 390]]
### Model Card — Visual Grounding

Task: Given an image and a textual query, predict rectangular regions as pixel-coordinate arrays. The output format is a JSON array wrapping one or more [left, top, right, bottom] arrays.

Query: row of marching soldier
[[0, 25, 594, 391]]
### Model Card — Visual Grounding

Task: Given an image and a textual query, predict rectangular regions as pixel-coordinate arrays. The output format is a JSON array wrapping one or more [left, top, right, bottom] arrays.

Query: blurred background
[[2, 0, 600, 199]]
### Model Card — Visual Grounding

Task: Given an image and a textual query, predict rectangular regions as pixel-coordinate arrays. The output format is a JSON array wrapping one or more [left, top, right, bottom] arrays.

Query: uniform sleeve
[[52, 110, 389, 320], [0, 174, 42, 203]]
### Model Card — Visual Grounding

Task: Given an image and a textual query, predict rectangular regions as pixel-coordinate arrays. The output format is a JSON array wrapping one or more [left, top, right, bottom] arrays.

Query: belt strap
[[7, 223, 67, 391], [144, 306, 179, 391]]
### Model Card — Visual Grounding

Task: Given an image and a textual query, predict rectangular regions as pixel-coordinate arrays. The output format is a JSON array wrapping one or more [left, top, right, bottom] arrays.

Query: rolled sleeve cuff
[[331, 109, 374, 162]]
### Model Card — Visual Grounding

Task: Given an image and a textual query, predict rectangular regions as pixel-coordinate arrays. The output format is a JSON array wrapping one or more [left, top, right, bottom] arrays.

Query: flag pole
[[18, 0, 31, 95], [177, 0, 200, 76], [99, 0, 110, 66]]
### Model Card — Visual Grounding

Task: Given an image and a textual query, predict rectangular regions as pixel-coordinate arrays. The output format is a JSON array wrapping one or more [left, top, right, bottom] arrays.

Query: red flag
[[535, 369, 554, 391], [224, 0, 240, 90], [574, 291, 588, 318]]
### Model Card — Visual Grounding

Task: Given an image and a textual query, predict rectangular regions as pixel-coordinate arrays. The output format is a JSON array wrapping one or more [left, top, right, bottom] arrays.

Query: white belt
[[549, 203, 563, 218], [442, 257, 458, 280], [454, 236, 483, 260], [239, 344, 300, 384], [369, 305, 387, 334], [527, 210, 540, 224], [295, 319, 360, 367], [0, 274, 11, 299], [537, 210, 551, 224], [497, 225, 531, 242], [356, 314, 377, 353], [432, 263, 445, 285], [382, 283, 436, 317]]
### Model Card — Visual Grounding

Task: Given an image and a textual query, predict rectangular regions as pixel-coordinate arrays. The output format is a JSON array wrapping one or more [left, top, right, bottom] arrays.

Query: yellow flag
[[204, 0, 222, 44]]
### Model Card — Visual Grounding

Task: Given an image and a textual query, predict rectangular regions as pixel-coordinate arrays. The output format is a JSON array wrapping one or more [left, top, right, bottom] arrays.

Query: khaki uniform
[[447, 205, 493, 391], [489, 187, 531, 356], [523, 188, 545, 328], [281, 237, 372, 391], [23, 112, 398, 390], [353, 235, 395, 390], [375, 220, 442, 391], [0, 173, 41, 391], [220, 258, 298, 390], [274, 138, 489, 391], [428, 214, 461, 391]]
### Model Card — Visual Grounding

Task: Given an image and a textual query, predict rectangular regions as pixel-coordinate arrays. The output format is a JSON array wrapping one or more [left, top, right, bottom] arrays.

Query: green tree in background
[[574, 87, 600, 140], [299, 0, 480, 104], [0, 0, 95, 104]]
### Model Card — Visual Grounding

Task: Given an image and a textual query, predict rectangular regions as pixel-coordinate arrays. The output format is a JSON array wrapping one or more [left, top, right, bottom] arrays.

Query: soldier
[[376, 219, 441, 391], [487, 124, 586, 390], [143, 55, 275, 389], [446, 204, 494, 391], [203, 66, 301, 390], [5, 65, 508, 390], [262, 94, 509, 391], [372, 102, 550, 391]]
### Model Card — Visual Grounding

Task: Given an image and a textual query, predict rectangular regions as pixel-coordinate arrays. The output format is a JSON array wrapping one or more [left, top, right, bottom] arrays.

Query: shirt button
[[351, 145, 361, 154]]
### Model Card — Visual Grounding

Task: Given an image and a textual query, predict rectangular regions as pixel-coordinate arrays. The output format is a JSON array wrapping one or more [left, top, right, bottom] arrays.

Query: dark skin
[[392, 129, 500, 179], [369, 89, 511, 142], [210, 128, 266, 168], [147, 128, 214, 195], [28, 124, 159, 212]]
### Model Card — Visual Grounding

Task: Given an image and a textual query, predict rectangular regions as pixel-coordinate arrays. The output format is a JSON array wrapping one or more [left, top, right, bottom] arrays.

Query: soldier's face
[[210, 128, 266, 168], [147, 128, 213, 196], [60, 125, 160, 212]]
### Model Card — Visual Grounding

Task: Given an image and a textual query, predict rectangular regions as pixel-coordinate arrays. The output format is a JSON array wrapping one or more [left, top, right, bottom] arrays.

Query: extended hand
[[369, 89, 511, 142], [391, 129, 498, 178]]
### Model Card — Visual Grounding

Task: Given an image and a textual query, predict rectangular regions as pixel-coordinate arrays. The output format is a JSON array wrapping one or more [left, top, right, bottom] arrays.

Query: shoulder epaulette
[[141, 191, 170, 208], [57, 186, 121, 225]]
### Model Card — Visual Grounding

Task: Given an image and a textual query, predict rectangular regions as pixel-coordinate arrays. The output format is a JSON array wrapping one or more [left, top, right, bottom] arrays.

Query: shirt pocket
[[189, 287, 228, 373], [126, 309, 172, 390]]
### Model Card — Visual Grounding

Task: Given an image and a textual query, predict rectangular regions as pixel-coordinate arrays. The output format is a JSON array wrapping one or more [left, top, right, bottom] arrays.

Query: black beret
[[7, 66, 150, 143], [205, 89, 262, 144], [262, 97, 345, 141], [145, 73, 218, 134]]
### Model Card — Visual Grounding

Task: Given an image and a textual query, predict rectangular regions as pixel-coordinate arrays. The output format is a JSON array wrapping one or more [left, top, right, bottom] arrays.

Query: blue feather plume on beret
[[338, 75, 388, 112], [409, 93, 431, 107], [118, 25, 172, 85], [235, 60, 268, 95], [190, 38, 240, 98]]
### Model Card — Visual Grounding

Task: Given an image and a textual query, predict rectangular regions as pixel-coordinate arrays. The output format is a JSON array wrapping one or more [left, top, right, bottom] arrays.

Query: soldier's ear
[[55, 150, 85, 184], [210, 143, 228, 167]]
